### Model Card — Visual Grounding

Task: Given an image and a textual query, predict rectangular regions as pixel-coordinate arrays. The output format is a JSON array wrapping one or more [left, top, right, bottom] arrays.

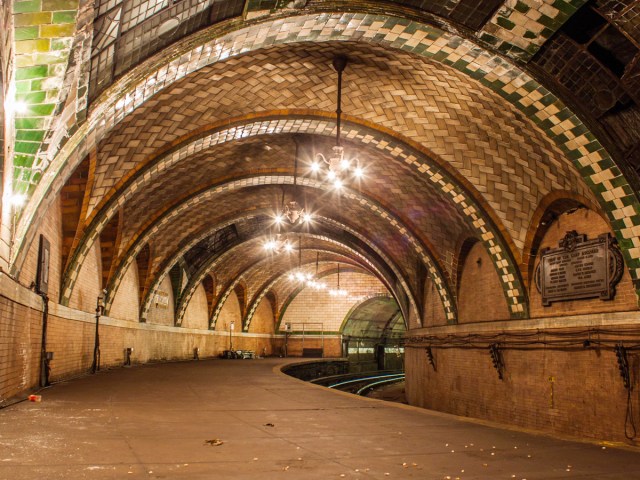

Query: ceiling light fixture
[[329, 263, 348, 297], [313, 55, 364, 187], [275, 136, 313, 226]]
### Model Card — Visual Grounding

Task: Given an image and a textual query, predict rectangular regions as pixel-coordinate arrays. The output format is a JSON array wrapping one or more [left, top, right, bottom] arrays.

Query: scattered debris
[[264, 423, 275, 427], [204, 439, 224, 446], [28, 395, 41, 402], [283, 465, 290, 471]]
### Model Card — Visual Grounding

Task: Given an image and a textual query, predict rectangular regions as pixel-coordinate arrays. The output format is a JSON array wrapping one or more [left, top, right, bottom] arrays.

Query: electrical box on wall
[[36, 234, 50, 295]]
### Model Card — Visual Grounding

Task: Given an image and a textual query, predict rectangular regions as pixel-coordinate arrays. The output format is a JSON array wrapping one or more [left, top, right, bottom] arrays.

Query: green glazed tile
[[15, 65, 48, 81], [14, 12, 52, 27], [15, 117, 44, 129], [496, 17, 516, 30], [15, 141, 40, 155], [52, 10, 76, 23], [15, 26, 39, 41], [42, 0, 79, 10], [16, 129, 45, 142], [28, 103, 56, 115], [14, 0, 42, 13]]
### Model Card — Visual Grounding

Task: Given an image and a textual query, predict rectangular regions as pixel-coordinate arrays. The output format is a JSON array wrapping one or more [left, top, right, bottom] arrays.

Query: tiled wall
[[280, 272, 389, 333]]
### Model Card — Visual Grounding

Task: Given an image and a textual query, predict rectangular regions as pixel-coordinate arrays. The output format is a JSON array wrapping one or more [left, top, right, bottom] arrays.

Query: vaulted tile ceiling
[[6, 0, 640, 327]]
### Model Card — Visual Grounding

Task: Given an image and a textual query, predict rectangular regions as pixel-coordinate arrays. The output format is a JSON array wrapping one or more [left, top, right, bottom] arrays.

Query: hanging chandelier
[[262, 234, 295, 253], [311, 55, 364, 189], [288, 252, 328, 290], [329, 263, 348, 297], [273, 135, 314, 227]]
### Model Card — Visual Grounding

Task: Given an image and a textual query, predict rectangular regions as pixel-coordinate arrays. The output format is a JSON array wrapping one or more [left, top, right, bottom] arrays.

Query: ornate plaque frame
[[535, 231, 624, 306]]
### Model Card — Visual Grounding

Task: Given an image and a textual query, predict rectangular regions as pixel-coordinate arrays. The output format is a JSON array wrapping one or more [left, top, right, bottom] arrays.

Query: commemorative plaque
[[535, 231, 623, 306]]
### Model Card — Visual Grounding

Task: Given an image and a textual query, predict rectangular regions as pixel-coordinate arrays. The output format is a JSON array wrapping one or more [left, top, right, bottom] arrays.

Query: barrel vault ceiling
[[4, 0, 640, 327]]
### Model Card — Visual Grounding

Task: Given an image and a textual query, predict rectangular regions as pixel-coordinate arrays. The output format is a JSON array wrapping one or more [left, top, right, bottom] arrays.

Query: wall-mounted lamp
[[91, 290, 107, 374], [124, 347, 133, 366]]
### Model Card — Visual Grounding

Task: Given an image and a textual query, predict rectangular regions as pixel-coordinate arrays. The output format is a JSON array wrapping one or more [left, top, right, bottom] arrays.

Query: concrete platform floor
[[2, 359, 640, 480]]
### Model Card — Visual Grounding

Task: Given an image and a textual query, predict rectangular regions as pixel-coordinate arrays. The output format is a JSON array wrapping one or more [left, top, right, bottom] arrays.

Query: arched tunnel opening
[[340, 295, 405, 373]]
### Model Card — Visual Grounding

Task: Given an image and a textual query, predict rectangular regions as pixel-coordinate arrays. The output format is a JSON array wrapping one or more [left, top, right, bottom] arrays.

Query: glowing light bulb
[[303, 213, 312, 223], [327, 170, 336, 180], [354, 166, 364, 178], [274, 214, 283, 224], [340, 158, 350, 170], [310, 162, 320, 173], [333, 179, 343, 189]]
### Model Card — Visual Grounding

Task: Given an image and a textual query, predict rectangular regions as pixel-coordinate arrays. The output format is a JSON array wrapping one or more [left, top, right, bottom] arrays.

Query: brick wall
[[108, 260, 140, 322], [215, 289, 241, 335], [0, 273, 282, 402], [145, 274, 175, 326], [68, 236, 102, 313], [405, 325, 640, 444], [422, 277, 448, 327], [458, 241, 511, 322], [281, 272, 388, 332], [283, 337, 342, 358], [249, 297, 275, 334], [181, 283, 208, 329], [407, 208, 640, 444], [0, 295, 41, 402], [19, 196, 62, 299]]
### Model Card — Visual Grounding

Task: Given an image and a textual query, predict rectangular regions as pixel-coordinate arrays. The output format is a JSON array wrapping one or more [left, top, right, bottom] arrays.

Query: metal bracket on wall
[[425, 346, 436, 371], [489, 343, 504, 380], [615, 344, 631, 389]]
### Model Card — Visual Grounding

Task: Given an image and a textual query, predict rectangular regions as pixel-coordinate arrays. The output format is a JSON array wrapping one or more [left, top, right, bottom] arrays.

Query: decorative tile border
[[15, 12, 640, 307], [479, 0, 586, 60], [242, 233, 407, 331], [65, 170, 457, 323], [92, 175, 424, 321]]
